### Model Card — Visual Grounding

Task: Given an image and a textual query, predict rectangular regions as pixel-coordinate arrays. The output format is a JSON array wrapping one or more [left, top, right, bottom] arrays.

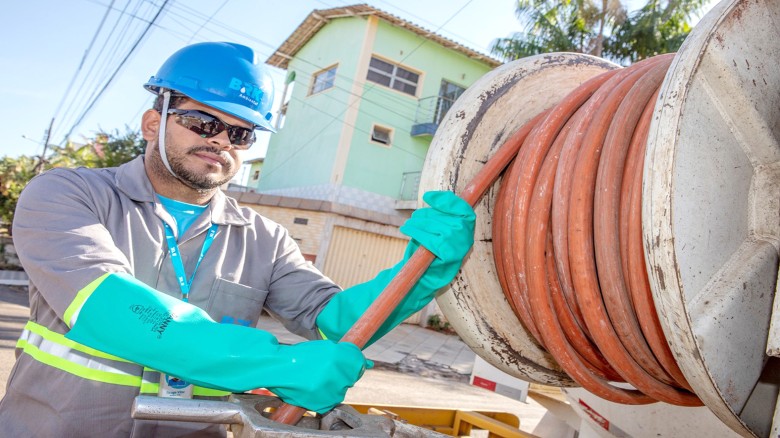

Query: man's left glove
[[316, 191, 475, 346], [65, 273, 368, 414]]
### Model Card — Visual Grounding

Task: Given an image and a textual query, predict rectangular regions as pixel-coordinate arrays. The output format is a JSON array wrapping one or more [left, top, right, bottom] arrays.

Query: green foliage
[[427, 314, 453, 333], [91, 127, 147, 168], [606, 0, 708, 64], [491, 0, 594, 60], [0, 128, 145, 235], [491, 0, 706, 64], [0, 155, 37, 233], [43, 126, 146, 170]]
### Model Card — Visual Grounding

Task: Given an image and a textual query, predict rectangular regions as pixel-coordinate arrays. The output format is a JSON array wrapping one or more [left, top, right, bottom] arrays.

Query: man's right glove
[[316, 191, 475, 346], [65, 272, 368, 414]]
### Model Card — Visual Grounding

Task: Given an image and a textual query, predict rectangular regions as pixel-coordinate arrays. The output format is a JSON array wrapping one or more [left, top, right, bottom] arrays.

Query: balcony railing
[[411, 95, 457, 137], [398, 171, 421, 201]]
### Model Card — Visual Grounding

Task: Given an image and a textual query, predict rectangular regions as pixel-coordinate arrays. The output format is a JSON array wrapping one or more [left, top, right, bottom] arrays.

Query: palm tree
[[491, 0, 591, 60], [583, 0, 628, 57], [491, 0, 706, 64], [606, 0, 709, 63]]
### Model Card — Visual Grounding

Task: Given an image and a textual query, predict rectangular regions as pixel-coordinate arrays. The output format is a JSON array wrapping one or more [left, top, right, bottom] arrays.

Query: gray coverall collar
[[115, 155, 251, 227]]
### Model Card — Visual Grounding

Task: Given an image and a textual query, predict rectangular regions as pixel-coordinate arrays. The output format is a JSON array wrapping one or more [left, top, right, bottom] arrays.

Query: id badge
[[159, 373, 194, 399]]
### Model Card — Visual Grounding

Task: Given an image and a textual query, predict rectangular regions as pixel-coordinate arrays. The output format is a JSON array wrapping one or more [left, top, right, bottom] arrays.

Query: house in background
[[225, 158, 263, 192], [243, 157, 264, 191], [229, 4, 499, 323], [257, 4, 499, 214]]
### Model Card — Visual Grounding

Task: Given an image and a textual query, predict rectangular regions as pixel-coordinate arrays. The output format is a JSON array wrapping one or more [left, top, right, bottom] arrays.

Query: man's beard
[[152, 143, 237, 191]]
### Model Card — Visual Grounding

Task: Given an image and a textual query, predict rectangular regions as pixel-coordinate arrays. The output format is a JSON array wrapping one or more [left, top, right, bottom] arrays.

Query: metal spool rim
[[644, 0, 780, 436]]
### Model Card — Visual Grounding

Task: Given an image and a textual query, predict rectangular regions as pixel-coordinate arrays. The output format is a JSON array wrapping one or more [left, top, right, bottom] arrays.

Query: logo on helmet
[[228, 77, 263, 106]]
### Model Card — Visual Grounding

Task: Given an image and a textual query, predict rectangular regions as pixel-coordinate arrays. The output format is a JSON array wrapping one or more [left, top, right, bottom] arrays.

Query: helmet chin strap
[[158, 91, 206, 192], [158, 90, 180, 180]]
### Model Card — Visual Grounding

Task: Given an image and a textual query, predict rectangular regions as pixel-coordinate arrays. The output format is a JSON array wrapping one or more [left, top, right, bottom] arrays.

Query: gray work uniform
[[0, 156, 340, 437]]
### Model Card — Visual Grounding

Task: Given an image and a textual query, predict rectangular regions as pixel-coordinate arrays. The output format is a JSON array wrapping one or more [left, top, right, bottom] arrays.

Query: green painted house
[[255, 4, 500, 215], [243, 157, 264, 190]]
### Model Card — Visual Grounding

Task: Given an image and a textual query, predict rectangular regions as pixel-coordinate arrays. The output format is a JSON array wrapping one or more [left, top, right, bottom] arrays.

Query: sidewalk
[[257, 315, 476, 378]]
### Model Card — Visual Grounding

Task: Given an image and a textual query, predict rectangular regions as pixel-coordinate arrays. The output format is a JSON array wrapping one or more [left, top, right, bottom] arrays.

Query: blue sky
[[1, 0, 715, 163], [1, 0, 522, 162]]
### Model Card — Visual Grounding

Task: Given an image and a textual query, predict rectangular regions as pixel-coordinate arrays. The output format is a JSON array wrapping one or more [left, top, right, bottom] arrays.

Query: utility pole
[[33, 118, 54, 175]]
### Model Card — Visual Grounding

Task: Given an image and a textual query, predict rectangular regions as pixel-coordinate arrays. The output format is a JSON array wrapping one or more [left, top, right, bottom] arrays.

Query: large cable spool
[[420, 52, 619, 387], [418, 0, 779, 436]]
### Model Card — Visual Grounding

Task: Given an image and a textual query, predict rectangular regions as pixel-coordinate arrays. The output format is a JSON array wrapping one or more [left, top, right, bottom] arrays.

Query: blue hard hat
[[145, 42, 276, 132]]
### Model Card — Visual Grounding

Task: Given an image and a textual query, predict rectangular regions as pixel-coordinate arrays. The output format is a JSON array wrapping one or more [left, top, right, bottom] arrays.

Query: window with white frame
[[366, 56, 419, 96], [370, 125, 393, 146], [309, 65, 337, 95]]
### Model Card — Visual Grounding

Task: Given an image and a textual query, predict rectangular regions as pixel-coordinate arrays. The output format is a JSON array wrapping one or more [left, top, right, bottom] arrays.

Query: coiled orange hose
[[494, 53, 701, 406]]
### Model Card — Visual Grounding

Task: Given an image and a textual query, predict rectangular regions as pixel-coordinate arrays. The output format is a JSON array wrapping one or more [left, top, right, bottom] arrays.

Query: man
[[0, 42, 475, 436]]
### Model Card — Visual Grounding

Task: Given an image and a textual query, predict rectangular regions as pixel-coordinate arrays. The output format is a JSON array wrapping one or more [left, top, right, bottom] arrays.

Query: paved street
[[0, 284, 28, 398]]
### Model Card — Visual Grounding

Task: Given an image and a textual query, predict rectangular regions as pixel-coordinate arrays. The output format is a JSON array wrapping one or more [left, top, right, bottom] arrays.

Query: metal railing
[[398, 171, 421, 201], [412, 95, 458, 136]]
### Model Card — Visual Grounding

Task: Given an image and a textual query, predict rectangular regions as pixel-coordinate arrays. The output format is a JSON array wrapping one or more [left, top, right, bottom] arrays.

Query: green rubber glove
[[65, 273, 367, 414], [316, 191, 475, 346]]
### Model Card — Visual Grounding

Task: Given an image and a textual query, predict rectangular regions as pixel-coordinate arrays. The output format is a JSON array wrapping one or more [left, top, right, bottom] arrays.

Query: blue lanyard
[[163, 222, 219, 302]]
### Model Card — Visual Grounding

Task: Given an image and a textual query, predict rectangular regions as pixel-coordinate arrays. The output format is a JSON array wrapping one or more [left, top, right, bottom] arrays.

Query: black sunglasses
[[167, 109, 256, 148]]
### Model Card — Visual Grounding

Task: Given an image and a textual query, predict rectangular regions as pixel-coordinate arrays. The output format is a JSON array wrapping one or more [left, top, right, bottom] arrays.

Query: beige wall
[[246, 205, 329, 258], [242, 204, 407, 270]]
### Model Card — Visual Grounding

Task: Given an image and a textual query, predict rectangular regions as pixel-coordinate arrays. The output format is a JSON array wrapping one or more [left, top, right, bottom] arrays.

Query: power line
[[372, 0, 492, 56], [54, 0, 476, 173], [53, 0, 147, 142], [124, 0, 253, 134], [284, 93, 427, 157], [57, 0, 145, 141], [60, 0, 172, 144], [51, 0, 495, 152], [158, 2, 438, 125], [53, 0, 134, 143], [49, 0, 118, 142]]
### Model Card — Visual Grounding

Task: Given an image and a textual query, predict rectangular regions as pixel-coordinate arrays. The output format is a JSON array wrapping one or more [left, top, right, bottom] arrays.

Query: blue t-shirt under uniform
[[156, 194, 208, 239]]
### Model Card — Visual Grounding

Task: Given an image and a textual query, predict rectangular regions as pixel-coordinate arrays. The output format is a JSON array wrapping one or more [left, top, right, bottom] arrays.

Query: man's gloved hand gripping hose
[[316, 191, 476, 346], [64, 273, 368, 414]]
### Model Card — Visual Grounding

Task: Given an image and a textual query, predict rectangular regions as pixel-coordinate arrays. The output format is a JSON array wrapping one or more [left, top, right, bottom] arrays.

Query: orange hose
[[624, 89, 694, 392], [497, 54, 700, 406]]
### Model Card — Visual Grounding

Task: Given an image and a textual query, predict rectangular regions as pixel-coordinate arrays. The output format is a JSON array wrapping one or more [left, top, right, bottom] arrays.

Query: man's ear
[[141, 109, 161, 142]]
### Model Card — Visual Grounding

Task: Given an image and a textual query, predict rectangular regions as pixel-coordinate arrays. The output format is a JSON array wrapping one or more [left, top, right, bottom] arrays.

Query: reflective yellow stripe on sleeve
[[64, 273, 111, 328], [24, 320, 129, 362], [16, 338, 142, 387], [18, 320, 149, 388], [18, 322, 230, 396]]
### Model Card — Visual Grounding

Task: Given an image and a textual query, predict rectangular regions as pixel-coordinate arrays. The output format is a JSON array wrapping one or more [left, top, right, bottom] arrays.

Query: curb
[[0, 271, 28, 287]]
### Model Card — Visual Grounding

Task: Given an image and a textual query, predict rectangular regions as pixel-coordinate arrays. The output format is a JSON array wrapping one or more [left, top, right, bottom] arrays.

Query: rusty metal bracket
[[131, 394, 447, 437]]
